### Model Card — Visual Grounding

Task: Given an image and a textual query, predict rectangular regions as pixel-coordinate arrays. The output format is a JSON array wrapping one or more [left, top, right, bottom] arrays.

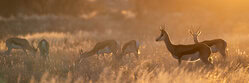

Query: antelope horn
[[188, 29, 194, 35], [196, 26, 201, 33]]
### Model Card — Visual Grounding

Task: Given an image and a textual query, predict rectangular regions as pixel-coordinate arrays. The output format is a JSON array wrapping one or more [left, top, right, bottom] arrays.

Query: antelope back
[[122, 40, 138, 53], [6, 38, 35, 50], [90, 40, 119, 55]]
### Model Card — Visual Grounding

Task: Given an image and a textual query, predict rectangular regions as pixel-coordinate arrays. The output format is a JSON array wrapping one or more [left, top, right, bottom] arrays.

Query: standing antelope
[[120, 40, 140, 59], [189, 27, 227, 57], [156, 25, 212, 65], [4, 38, 37, 56], [80, 40, 121, 58], [38, 39, 49, 57]]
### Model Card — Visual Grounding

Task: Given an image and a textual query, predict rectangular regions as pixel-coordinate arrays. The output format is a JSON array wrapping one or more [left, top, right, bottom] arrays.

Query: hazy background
[[0, 0, 249, 37]]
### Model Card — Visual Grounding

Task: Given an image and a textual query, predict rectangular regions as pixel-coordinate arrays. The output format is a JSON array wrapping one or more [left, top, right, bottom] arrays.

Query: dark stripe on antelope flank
[[11, 44, 23, 48], [178, 43, 209, 61], [173, 44, 203, 56], [180, 46, 200, 55], [174, 43, 209, 55], [181, 52, 200, 61], [210, 45, 218, 53], [97, 47, 112, 54]]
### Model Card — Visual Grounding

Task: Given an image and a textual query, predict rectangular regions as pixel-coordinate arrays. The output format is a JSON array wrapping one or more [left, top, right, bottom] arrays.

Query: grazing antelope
[[80, 40, 121, 58], [189, 27, 227, 57], [37, 39, 49, 57], [4, 38, 37, 56], [156, 25, 212, 65], [120, 40, 140, 59]]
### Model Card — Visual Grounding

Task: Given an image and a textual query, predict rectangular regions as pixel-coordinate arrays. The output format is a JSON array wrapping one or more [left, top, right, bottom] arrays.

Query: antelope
[[155, 25, 212, 65], [189, 26, 227, 57], [4, 37, 37, 56], [80, 40, 121, 58], [120, 40, 140, 59], [37, 39, 49, 57]]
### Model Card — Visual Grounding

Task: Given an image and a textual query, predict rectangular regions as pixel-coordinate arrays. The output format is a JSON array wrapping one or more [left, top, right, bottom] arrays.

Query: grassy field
[[1, 0, 249, 82], [0, 30, 248, 83]]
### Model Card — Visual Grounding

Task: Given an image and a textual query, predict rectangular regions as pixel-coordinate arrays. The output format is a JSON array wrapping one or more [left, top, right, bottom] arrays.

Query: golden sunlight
[[0, 0, 249, 83]]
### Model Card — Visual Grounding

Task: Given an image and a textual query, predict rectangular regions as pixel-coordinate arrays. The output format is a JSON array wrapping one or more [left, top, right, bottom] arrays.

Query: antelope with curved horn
[[37, 39, 49, 57], [120, 40, 140, 59], [4, 38, 37, 56], [156, 25, 212, 65], [79, 40, 121, 58], [189, 26, 227, 57]]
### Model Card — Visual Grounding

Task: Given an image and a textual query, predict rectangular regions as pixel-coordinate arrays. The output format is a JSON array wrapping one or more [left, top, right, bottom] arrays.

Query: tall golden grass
[[0, 31, 248, 83]]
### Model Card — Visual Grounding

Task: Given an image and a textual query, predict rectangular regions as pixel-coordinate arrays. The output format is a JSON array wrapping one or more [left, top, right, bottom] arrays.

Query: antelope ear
[[79, 49, 83, 54], [160, 25, 166, 31], [159, 26, 164, 31]]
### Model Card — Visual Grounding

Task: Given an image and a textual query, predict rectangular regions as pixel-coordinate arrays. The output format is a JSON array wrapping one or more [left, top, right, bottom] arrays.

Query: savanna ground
[[0, 15, 249, 83]]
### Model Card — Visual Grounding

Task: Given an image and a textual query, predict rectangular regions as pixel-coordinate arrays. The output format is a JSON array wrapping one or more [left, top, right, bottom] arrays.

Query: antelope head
[[156, 24, 168, 41], [30, 40, 38, 56], [79, 49, 84, 55], [79, 49, 88, 58], [189, 26, 201, 39]]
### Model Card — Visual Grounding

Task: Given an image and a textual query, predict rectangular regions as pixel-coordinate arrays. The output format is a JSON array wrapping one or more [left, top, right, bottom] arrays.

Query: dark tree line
[[0, 0, 180, 17], [0, 0, 94, 17]]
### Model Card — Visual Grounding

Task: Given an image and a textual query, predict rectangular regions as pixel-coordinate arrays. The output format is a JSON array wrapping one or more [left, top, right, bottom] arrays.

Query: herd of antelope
[[1, 24, 227, 66], [4, 38, 49, 57]]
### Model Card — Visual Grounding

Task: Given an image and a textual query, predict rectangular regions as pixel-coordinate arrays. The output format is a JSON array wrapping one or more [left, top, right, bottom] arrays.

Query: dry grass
[[0, 31, 248, 83]]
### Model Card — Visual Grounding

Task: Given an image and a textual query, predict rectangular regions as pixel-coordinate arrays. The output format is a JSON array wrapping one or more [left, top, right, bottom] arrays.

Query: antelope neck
[[194, 37, 199, 43], [163, 33, 175, 54], [86, 50, 96, 56]]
